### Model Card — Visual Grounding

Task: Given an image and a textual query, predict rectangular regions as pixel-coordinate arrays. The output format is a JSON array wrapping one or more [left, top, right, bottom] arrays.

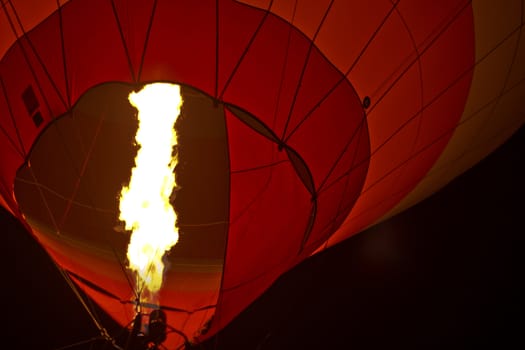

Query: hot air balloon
[[1, 1, 524, 349]]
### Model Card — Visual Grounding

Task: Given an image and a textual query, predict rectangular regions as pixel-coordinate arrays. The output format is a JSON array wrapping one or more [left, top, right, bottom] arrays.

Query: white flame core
[[119, 83, 182, 294]]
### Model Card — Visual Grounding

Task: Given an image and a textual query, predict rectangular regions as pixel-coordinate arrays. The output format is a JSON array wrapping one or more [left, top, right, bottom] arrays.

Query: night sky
[[5, 124, 524, 349]]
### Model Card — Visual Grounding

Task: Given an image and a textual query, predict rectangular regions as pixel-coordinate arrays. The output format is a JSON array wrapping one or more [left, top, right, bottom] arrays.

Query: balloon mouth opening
[[12, 82, 229, 335], [14, 81, 230, 261]]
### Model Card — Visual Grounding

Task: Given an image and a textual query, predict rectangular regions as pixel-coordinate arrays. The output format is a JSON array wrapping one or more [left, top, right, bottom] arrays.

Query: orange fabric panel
[[388, 0, 525, 220], [329, 2, 475, 246]]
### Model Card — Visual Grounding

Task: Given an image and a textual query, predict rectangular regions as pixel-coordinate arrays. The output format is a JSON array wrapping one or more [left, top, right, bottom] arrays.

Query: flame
[[119, 83, 182, 296]]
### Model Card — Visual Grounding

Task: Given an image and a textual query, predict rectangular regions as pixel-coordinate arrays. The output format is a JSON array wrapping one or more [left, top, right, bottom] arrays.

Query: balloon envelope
[[1, 0, 524, 348]]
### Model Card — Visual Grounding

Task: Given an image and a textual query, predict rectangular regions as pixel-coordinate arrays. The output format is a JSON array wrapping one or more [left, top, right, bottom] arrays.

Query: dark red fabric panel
[[61, 0, 132, 103], [286, 78, 366, 192], [0, 79, 26, 210], [321, 157, 371, 243], [282, 46, 353, 142], [224, 108, 311, 288], [0, 81, 19, 145], [219, 0, 319, 141], [221, 12, 310, 133], [316, 120, 371, 197], [397, 0, 471, 61], [21, 14, 68, 116], [0, 44, 46, 155], [304, 137, 371, 251], [309, 184, 349, 249], [284, 79, 369, 249], [141, 0, 216, 95], [110, 0, 157, 81], [217, 0, 266, 98]]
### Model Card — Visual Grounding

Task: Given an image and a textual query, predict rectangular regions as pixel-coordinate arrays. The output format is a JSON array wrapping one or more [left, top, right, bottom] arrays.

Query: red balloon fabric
[[1, 1, 523, 348]]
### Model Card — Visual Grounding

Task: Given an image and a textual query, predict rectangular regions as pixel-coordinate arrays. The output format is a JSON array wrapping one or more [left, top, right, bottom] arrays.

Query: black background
[[5, 125, 524, 349]]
